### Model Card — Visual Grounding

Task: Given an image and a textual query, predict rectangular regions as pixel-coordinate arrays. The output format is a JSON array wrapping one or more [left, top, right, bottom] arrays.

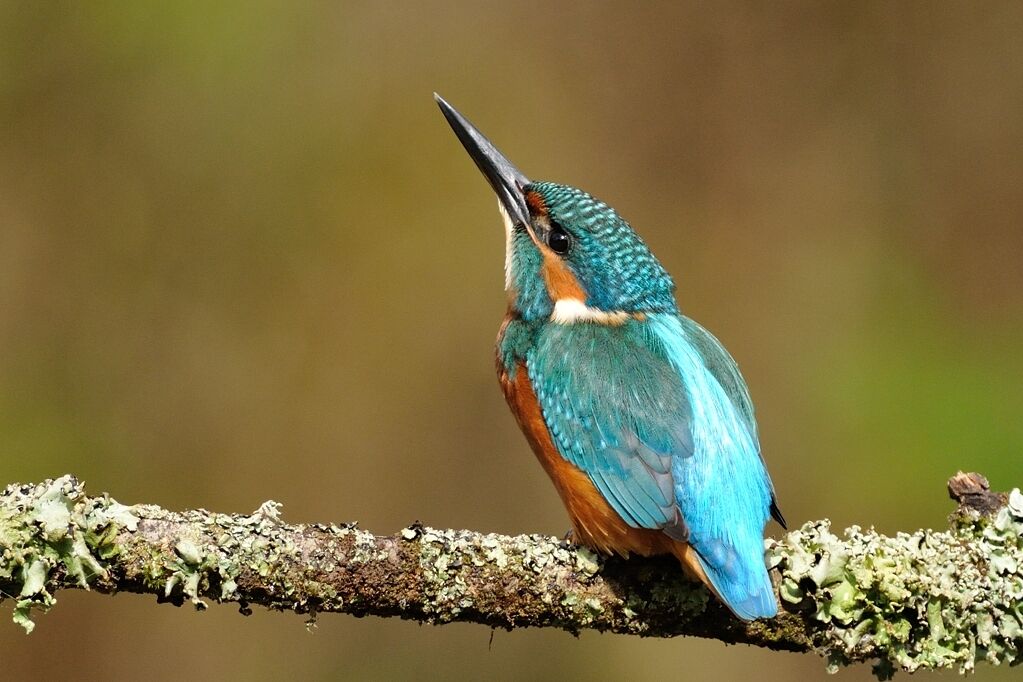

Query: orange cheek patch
[[523, 189, 586, 302], [541, 252, 586, 301]]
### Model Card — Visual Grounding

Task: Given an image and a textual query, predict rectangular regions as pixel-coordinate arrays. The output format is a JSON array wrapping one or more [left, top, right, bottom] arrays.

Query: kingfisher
[[435, 95, 785, 620]]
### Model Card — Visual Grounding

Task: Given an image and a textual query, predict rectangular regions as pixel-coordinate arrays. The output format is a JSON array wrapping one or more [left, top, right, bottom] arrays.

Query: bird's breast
[[495, 325, 670, 558]]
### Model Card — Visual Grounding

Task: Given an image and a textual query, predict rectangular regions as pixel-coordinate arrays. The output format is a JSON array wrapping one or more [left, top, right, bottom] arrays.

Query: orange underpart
[[496, 348, 714, 591]]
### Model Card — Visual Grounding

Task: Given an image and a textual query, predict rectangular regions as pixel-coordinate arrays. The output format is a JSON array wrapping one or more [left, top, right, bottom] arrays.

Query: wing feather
[[527, 314, 780, 619], [527, 321, 689, 532]]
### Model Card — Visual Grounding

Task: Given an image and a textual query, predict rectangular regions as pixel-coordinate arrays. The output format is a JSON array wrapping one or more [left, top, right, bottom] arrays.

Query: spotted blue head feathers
[[522, 182, 677, 314]]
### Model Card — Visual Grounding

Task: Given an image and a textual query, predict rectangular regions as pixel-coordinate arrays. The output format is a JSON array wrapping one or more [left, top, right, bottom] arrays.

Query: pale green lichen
[[767, 488, 1023, 678], [0, 477, 331, 628], [4, 474, 1023, 676], [409, 526, 616, 626], [145, 499, 347, 614], [0, 477, 137, 632], [573, 547, 601, 577], [174, 539, 203, 567]]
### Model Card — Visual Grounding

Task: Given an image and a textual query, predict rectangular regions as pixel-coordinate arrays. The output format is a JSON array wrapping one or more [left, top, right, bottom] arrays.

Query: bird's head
[[436, 95, 677, 323]]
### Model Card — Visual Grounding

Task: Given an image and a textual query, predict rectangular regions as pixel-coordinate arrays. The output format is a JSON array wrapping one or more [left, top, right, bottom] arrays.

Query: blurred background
[[1, 2, 1021, 680]]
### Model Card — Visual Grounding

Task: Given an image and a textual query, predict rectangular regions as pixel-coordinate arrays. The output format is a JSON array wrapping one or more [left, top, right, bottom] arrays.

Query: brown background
[[1, 3, 1021, 680]]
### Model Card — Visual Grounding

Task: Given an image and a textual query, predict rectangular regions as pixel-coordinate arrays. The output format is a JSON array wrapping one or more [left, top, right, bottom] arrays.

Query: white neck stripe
[[551, 298, 630, 325]]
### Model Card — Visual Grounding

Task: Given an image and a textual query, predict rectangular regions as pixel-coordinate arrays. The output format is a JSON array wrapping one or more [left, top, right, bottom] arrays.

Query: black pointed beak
[[434, 94, 532, 228]]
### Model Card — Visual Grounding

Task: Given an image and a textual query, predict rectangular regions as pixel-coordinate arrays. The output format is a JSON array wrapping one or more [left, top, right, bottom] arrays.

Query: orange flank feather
[[496, 342, 714, 591]]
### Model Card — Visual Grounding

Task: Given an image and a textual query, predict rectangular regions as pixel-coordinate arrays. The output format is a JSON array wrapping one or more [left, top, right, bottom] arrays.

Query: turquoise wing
[[527, 314, 778, 619], [527, 320, 693, 535]]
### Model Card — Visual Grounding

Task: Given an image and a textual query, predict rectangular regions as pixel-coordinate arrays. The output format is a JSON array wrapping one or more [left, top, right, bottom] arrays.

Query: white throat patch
[[551, 298, 630, 325]]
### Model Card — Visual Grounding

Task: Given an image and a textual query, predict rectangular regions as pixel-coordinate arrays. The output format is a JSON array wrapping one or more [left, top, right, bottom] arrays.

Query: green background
[[1, 2, 1021, 680]]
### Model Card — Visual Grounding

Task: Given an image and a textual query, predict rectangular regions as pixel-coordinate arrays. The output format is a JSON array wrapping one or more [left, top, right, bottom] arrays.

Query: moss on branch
[[0, 473, 1020, 678]]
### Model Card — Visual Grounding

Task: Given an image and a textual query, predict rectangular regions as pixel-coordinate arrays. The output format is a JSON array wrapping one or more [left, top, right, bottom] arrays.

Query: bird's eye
[[546, 224, 571, 255]]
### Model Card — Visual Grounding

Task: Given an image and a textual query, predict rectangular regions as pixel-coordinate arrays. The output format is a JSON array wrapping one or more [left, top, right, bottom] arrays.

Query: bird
[[434, 94, 786, 620]]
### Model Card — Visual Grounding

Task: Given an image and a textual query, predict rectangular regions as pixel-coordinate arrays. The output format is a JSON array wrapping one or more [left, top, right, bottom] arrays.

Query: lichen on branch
[[0, 473, 1020, 679], [769, 481, 1023, 678]]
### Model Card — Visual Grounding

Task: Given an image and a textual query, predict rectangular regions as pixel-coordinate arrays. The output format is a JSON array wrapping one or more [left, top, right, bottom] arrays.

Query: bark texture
[[1, 472, 1021, 679]]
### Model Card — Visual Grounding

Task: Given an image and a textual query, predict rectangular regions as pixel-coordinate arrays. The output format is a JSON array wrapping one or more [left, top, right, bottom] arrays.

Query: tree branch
[[1, 473, 1021, 678]]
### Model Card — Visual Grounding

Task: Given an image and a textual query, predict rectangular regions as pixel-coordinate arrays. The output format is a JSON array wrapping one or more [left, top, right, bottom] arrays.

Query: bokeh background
[[2, 2, 1022, 680]]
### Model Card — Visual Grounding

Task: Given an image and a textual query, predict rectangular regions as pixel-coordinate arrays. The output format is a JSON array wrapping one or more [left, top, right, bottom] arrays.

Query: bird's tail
[[670, 533, 777, 621]]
